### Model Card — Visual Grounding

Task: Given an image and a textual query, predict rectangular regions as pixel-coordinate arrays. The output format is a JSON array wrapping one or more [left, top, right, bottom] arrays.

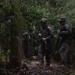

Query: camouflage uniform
[[38, 18, 54, 66], [57, 17, 72, 66]]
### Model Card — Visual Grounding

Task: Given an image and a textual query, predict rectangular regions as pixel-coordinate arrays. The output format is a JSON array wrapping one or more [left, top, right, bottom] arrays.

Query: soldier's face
[[41, 22, 47, 29], [59, 21, 65, 26]]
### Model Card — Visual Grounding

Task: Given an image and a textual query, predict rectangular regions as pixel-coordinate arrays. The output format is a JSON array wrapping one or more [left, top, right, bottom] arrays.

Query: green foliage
[[2, 2, 12, 15], [0, 6, 6, 23]]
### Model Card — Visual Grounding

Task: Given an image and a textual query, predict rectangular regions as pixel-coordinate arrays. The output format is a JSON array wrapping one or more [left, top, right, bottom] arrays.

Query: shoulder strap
[[47, 27, 53, 35]]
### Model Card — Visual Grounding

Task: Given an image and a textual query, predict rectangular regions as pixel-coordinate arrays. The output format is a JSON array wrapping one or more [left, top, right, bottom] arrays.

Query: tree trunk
[[9, 15, 20, 68], [18, 37, 25, 62]]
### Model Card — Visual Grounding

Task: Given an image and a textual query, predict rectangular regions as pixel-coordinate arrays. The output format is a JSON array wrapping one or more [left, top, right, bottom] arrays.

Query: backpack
[[72, 25, 75, 40], [47, 26, 54, 37], [59, 24, 72, 39]]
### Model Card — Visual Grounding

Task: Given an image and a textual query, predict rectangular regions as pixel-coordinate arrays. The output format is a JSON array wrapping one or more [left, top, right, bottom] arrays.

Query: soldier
[[23, 32, 29, 59], [23, 32, 34, 59], [38, 18, 54, 66], [56, 17, 72, 67]]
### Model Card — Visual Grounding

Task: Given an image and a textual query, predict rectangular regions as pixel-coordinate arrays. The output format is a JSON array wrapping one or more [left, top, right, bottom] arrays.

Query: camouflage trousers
[[60, 42, 72, 65], [38, 45, 52, 66]]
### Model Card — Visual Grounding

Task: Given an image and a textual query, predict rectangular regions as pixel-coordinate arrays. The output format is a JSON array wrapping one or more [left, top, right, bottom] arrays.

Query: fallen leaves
[[0, 61, 75, 75]]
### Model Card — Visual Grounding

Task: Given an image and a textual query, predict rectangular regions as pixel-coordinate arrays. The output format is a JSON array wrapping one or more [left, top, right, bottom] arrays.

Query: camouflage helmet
[[58, 17, 66, 22], [41, 18, 47, 23]]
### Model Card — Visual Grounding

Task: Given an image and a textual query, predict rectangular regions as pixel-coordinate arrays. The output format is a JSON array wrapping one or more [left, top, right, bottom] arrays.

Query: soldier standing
[[56, 17, 72, 67], [38, 18, 54, 66]]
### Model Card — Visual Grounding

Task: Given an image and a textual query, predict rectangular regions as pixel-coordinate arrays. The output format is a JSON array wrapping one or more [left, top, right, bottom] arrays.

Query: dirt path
[[1, 60, 74, 75], [24, 60, 75, 75], [26, 60, 58, 67]]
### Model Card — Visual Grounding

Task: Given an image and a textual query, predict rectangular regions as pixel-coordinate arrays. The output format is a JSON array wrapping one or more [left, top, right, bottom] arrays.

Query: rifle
[[38, 33, 48, 50]]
